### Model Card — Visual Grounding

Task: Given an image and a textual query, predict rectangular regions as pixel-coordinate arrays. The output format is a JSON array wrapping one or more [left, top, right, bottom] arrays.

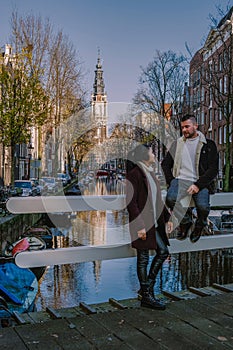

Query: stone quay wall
[[0, 214, 42, 253]]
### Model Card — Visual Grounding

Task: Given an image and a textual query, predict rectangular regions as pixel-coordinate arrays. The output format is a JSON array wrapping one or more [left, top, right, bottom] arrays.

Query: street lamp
[[27, 143, 34, 180]]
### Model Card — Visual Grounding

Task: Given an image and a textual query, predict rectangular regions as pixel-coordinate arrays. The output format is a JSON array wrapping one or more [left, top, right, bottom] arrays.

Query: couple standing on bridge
[[126, 114, 219, 311]]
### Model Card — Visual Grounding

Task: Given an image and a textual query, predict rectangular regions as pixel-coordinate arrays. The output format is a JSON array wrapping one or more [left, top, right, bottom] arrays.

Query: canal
[[34, 179, 233, 311]]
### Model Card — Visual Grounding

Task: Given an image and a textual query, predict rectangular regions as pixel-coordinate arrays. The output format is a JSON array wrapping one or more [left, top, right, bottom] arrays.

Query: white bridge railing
[[6, 193, 233, 268]]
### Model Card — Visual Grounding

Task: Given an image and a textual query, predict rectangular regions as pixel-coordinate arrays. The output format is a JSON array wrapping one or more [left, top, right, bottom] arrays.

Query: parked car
[[65, 183, 82, 196], [96, 170, 109, 180], [57, 173, 71, 186], [41, 177, 58, 194], [35, 179, 48, 195], [30, 178, 41, 195], [14, 180, 37, 197]]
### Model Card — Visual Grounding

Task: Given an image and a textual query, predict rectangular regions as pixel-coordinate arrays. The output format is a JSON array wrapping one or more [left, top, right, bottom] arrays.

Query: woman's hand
[[137, 229, 147, 240], [166, 221, 173, 235]]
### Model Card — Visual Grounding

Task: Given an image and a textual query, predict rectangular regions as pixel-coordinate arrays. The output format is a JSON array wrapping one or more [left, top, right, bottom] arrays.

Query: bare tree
[[133, 50, 188, 158], [0, 17, 50, 183], [45, 30, 85, 174], [6, 11, 87, 178]]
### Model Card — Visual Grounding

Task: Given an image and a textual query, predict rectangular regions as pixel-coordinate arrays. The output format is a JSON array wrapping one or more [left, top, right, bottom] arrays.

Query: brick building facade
[[187, 7, 233, 189]]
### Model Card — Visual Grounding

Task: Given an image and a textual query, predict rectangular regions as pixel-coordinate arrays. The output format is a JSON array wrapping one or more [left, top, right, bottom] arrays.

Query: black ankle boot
[[148, 279, 155, 299], [137, 288, 142, 300], [141, 291, 166, 310], [137, 283, 155, 300], [138, 280, 156, 301]]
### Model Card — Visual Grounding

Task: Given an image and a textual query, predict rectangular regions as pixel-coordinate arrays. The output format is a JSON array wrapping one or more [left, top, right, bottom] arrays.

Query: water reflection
[[35, 179, 233, 311]]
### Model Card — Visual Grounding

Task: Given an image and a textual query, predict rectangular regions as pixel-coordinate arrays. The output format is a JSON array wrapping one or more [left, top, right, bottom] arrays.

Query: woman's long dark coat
[[126, 165, 170, 250]]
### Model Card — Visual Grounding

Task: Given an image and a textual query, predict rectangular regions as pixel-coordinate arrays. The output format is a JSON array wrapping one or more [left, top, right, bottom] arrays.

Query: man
[[161, 114, 219, 243]]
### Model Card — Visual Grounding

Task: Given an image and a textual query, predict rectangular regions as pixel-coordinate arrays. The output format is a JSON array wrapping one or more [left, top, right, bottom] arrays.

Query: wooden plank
[[167, 298, 233, 348], [91, 300, 122, 313], [109, 298, 128, 310], [212, 283, 233, 292], [56, 306, 84, 319], [197, 293, 233, 317], [12, 311, 28, 325], [15, 243, 136, 268], [117, 307, 201, 350], [188, 286, 211, 297], [46, 307, 62, 319], [6, 193, 233, 214], [69, 315, 129, 349], [201, 286, 225, 295], [0, 327, 27, 350], [41, 318, 95, 350], [210, 192, 233, 208], [7, 195, 126, 214], [15, 233, 233, 268], [112, 297, 141, 309], [183, 297, 233, 329], [2, 293, 233, 349], [14, 318, 90, 350], [14, 312, 36, 325], [163, 290, 198, 301], [26, 310, 51, 323], [79, 302, 97, 315], [141, 302, 232, 350], [92, 310, 166, 350]]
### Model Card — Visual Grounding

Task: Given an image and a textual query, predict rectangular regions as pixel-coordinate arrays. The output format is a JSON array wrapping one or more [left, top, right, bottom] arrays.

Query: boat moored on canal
[[0, 262, 38, 327]]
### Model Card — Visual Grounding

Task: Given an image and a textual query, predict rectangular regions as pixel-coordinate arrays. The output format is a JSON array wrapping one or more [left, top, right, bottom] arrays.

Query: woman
[[126, 144, 171, 310]]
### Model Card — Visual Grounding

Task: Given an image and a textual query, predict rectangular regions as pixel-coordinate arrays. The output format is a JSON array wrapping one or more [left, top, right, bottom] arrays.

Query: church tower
[[91, 51, 108, 139]]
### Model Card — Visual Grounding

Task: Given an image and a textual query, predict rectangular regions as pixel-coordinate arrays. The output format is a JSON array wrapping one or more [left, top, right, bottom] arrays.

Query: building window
[[201, 111, 204, 125], [219, 78, 223, 93], [228, 46, 231, 62], [209, 108, 213, 122], [224, 51, 228, 68], [201, 86, 205, 102], [197, 87, 201, 105], [219, 108, 222, 121], [219, 126, 222, 144], [214, 129, 217, 141], [224, 76, 227, 94], [219, 54, 223, 71], [214, 108, 217, 121], [209, 86, 213, 106]]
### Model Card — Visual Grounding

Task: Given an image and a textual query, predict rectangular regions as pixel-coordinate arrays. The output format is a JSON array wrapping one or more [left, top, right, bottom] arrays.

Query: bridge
[[6, 192, 233, 268]]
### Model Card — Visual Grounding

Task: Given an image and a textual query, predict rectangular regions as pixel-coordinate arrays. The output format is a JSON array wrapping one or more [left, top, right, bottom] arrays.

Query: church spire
[[91, 50, 108, 141], [93, 48, 105, 97]]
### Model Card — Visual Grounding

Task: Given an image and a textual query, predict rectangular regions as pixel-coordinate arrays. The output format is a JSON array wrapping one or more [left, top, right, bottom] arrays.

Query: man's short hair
[[181, 114, 197, 124]]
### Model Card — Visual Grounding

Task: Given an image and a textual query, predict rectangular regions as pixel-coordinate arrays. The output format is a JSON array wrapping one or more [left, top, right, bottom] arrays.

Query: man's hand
[[137, 229, 147, 240], [187, 184, 199, 195]]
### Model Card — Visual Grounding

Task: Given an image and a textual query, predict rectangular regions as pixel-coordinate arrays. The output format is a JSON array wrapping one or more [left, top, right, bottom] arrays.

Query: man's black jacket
[[161, 138, 219, 192]]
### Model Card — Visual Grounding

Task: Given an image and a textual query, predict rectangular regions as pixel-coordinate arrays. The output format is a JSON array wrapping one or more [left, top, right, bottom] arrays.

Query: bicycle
[[0, 200, 9, 217]]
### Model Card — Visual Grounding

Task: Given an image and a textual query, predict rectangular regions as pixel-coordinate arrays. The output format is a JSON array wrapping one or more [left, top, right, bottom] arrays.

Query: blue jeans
[[166, 179, 210, 227]]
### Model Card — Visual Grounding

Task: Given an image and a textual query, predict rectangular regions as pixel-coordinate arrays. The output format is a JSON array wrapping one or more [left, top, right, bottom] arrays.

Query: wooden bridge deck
[[1, 283, 233, 349]]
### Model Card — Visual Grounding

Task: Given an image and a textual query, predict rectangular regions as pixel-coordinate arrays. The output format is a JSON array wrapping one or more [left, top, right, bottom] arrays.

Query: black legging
[[137, 231, 169, 286]]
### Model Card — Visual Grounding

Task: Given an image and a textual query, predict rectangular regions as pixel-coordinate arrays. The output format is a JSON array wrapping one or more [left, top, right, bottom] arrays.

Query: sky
[[0, 0, 232, 103]]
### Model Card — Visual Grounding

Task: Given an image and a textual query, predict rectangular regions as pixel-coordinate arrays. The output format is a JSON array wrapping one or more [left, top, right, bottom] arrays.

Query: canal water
[[35, 179, 233, 311]]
